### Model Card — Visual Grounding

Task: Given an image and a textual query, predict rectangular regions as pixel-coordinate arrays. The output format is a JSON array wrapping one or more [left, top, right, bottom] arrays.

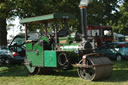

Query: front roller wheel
[[77, 59, 95, 80], [77, 57, 113, 81]]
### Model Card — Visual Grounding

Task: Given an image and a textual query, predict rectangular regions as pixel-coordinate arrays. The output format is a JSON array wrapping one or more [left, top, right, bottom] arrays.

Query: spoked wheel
[[77, 57, 113, 81], [5, 58, 10, 65], [77, 59, 95, 81], [25, 64, 40, 75], [24, 58, 40, 75]]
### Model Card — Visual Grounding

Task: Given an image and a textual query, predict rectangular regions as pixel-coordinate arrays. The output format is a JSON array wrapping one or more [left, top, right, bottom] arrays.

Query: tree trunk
[[0, 18, 7, 46]]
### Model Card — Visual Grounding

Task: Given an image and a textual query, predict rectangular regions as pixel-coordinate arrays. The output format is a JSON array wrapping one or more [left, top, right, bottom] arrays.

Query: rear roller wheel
[[25, 64, 40, 75], [24, 58, 40, 75]]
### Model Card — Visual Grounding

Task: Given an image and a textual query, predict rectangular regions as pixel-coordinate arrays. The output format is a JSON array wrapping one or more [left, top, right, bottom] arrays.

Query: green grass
[[0, 61, 128, 85]]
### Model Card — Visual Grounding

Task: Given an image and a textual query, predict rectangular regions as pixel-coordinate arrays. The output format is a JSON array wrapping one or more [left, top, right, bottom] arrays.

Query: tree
[[0, 0, 80, 46], [0, 0, 14, 45], [112, 0, 128, 35], [0, 0, 45, 45], [45, 0, 121, 31], [0, 0, 121, 45], [88, 0, 121, 25], [0, 0, 20, 45]]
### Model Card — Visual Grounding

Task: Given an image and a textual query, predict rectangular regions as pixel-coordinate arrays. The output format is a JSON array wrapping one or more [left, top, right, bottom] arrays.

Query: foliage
[[112, 0, 128, 35], [0, 0, 123, 45], [0, 0, 122, 26], [88, 0, 120, 25], [17, 0, 122, 32]]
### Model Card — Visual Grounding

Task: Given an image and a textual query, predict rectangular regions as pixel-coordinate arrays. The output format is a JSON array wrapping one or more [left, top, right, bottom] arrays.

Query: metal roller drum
[[77, 56, 113, 81]]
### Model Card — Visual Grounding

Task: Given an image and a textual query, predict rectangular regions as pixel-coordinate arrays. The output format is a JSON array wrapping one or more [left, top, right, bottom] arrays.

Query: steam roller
[[20, 0, 113, 81]]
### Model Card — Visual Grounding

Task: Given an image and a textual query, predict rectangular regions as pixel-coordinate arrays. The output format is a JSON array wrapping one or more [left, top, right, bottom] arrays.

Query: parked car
[[0, 32, 41, 65], [8, 32, 41, 64], [0, 46, 13, 64], [8, 33, 26, 64], [96, 42, 128, 61]]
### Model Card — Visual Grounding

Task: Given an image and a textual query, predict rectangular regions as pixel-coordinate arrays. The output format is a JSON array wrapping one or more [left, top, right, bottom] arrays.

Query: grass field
[[0, 61, 128, 85]]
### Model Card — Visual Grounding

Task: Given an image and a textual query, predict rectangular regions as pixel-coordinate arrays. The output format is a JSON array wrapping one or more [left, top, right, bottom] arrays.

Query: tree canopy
[[0, 0, 124, 45], [112, 0, 128, 35]]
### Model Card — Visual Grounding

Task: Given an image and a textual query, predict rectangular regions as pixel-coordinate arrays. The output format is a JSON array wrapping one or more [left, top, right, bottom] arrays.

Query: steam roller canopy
[[77, 56, 113, 81]]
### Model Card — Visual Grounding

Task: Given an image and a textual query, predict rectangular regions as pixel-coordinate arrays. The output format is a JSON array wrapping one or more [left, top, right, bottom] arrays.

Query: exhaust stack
[[79, 0, 93, 41]]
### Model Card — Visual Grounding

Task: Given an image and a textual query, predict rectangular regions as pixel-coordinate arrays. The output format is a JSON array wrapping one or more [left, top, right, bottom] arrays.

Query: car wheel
[[116, 54, 122, 61], [5, 59, 10, 65]]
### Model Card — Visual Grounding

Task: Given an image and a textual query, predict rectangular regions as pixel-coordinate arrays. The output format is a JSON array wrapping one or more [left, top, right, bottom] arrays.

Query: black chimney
[[80, 6, 87, 41]]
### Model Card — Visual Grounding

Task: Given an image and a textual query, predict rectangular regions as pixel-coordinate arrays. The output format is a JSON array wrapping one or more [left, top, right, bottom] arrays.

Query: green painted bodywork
[[20, 13, 75, 24], [26, 43, 32, 50], [25, 34, 80, 67], [60, 43, 80, 51], [59, 36, 75, 45], [40, 36, 49, 43], [26, 44, 43, 66], [26, 36, 50, 67], [22, 13, 80, 69], [59, 37, 70, 45], [44, 51, 57, 67], [59, 34, 81, 51]]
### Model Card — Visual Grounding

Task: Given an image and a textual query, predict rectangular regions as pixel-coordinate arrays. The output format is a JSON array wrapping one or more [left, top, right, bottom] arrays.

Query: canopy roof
[[20, 13, 75, 24]]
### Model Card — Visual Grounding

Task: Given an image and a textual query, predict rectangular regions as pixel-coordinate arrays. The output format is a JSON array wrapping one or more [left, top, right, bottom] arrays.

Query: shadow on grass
[[0, 65, 79, 78], [41, 68, 128, 81], [0, 65, 28, 77], [104, 69, 128, 82], [96, 61, 128, 82], [50, 69, 79, 78]]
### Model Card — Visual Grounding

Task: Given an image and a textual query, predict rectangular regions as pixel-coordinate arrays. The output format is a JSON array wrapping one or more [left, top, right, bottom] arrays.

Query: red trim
[[87, 25, 112, 30], [60, 40, 66, 43]]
